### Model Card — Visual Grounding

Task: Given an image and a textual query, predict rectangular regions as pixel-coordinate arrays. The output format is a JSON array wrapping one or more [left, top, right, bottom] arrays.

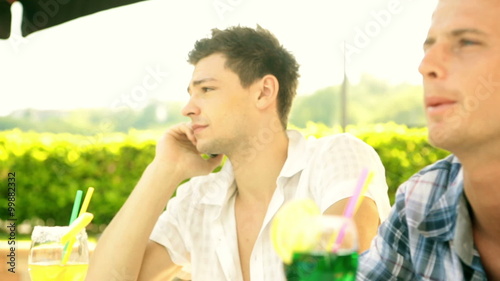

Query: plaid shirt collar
[[416, 157, 464, 241]]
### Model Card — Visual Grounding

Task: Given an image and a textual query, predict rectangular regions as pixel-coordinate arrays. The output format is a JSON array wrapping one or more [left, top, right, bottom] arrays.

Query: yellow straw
[[354, 171, 374, 213], [61, 213, 94, 245], [61, 212, 94, 264], [78, 187, 94, 216]]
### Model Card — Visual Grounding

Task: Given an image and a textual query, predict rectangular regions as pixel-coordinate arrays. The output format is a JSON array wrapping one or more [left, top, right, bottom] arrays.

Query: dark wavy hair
[[188, 25, 300, 129]]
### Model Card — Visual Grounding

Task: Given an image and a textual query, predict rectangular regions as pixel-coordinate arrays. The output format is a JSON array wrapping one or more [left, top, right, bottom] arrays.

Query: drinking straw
[[61, 212, 94, 265], [62, 187, 93, 265], [62, 189, 83, 264], [342, 168, 370, 219], [78, 187, 94, 216], [354, 171, 374, 214], [328, 168, 374, 252], [69, 190, 83, 224], [61, 212, 94, 245]]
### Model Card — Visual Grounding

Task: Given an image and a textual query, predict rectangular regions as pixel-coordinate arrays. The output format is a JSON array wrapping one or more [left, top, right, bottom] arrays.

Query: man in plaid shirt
[[358, 0, 500, 280]]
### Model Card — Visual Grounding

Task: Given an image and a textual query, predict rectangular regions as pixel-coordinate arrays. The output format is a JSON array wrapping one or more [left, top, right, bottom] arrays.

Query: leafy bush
[[0, 129, 156, 235], [0, 124, 449, 236]]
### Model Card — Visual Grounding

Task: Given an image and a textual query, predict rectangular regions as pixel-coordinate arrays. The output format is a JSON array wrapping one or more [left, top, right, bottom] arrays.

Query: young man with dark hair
[[87, 26, 391, 281]]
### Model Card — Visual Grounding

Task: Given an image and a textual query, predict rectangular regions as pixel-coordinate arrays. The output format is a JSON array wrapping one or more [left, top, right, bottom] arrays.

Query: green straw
[[69, 190, 83, 225], [62, 189, 83, 264]]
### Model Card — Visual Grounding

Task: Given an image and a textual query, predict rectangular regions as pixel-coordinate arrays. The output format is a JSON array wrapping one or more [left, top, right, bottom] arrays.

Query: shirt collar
[[417, 156, 464, 241], [278, 130, 308, 178], [453, 192, 475, 265]]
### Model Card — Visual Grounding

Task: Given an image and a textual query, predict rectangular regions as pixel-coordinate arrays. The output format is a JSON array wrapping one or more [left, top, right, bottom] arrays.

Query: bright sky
[[0, 0, 437, 116]]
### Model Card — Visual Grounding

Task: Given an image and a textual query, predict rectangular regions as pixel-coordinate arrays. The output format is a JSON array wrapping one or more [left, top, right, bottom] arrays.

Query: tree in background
[[0, 75, 425, 133], [290, 74, 425, 128]]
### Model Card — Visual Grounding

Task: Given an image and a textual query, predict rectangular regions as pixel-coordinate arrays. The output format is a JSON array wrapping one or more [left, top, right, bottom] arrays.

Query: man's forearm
[[86, 162, 181, 281]]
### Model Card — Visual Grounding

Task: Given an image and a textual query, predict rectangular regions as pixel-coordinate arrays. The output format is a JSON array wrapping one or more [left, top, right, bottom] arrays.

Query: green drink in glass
[[284, 251, 358, 281], [284, 215, 359, 281], [270, 200, 360, 281]]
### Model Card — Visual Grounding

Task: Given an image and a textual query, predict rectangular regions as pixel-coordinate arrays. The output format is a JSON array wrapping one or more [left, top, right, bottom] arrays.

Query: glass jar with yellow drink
[[28, 226, 89, 281]]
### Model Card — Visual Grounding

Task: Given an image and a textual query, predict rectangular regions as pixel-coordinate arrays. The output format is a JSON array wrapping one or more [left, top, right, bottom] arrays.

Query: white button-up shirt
[[150, 130, 391, 280]]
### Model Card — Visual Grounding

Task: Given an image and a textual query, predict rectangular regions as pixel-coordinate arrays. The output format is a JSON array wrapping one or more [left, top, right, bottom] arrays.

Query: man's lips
[[191, 124, 208, 134], [425, 96, 457, 114]]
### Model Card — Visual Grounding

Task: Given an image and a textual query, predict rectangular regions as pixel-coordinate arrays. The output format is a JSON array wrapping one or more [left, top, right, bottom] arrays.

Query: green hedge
[[0, 124, 449, 236]]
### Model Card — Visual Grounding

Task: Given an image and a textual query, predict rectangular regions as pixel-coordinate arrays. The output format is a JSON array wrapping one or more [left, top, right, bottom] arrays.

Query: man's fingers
[[168, 123, 197, 146], [182, 122, 197, 146]]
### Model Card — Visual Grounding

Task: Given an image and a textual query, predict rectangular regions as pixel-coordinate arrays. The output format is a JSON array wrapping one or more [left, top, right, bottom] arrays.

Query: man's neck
[[457, 151, 500, 279], [461, 155, 500, 238], [229, 129, 289, 205]]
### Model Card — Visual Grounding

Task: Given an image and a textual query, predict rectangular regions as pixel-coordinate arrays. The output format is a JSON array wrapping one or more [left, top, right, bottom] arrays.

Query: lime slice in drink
[[270, 199, 322, 264]]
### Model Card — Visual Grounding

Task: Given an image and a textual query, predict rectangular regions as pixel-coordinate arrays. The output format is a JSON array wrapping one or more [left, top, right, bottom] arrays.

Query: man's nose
[[181, 97, 200, 117], [418, 43, 448, 80]]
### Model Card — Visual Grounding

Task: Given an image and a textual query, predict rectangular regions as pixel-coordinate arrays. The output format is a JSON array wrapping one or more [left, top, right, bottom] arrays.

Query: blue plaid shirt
[[357, 155, 487, 280]]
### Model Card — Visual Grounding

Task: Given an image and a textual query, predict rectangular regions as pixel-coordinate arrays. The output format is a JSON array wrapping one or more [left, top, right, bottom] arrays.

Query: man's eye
[[202, 87, 213, 92], [459, 39, 480, 47]]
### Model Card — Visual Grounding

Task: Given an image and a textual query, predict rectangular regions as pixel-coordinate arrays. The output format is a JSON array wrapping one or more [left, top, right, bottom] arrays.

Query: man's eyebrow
[[192, 78, 217, 86], [423, 37, 436, 48], [450, 28, 487, 37], [187, 78, 217, 94]]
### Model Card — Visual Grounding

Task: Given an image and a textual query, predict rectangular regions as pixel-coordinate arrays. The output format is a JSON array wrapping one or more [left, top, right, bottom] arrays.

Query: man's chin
[[197, 139, 225, 155], [428, 128, 454, 152], [196, 143, 214, 155]]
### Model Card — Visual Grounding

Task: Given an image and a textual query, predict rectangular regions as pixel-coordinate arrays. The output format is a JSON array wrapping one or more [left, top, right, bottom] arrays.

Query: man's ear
[[255, 74, 279, 110]]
